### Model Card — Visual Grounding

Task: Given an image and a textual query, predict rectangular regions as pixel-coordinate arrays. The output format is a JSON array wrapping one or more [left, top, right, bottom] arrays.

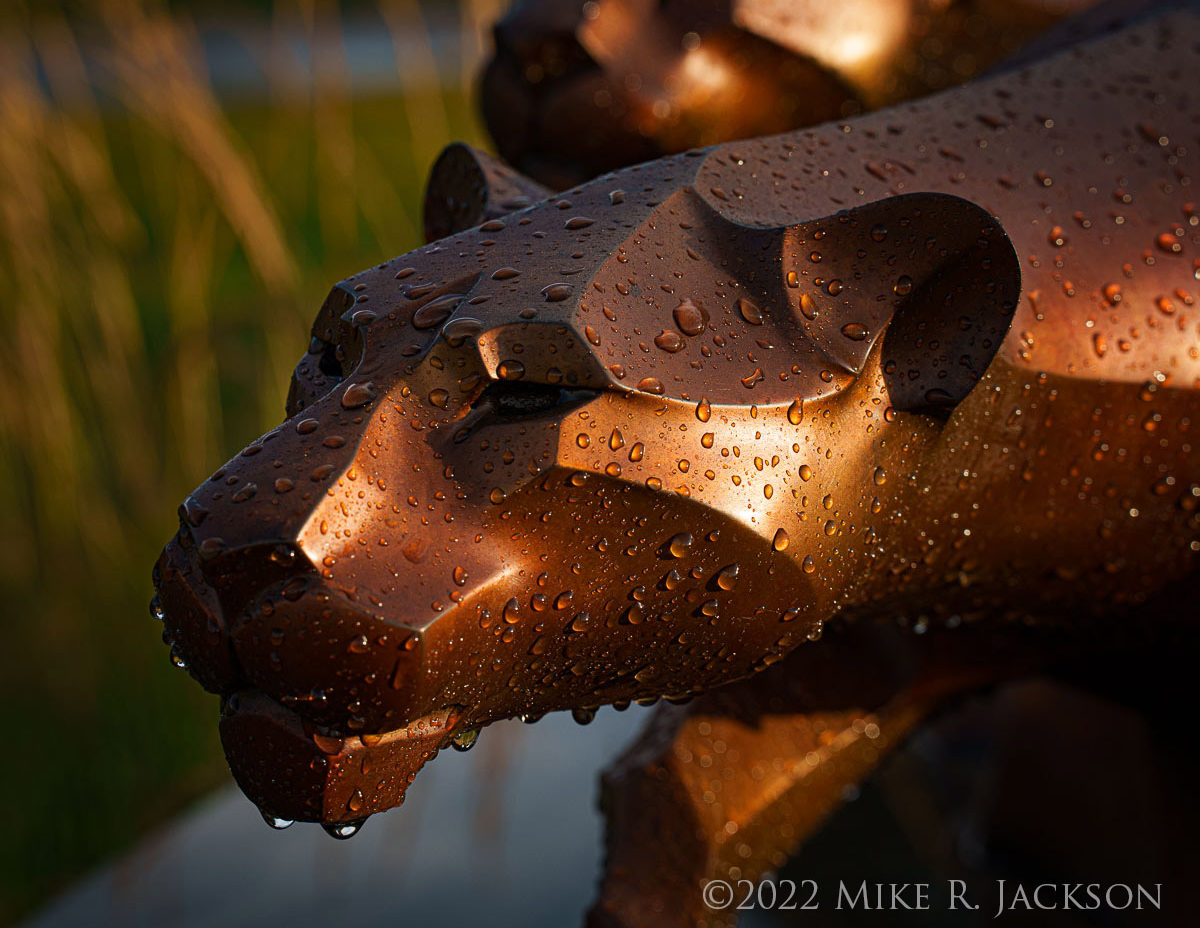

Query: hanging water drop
[[260, 810, 294, 830], [322, 818, 368, 840]]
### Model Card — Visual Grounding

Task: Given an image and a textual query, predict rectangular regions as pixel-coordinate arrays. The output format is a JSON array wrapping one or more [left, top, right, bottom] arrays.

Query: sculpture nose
[[153, 364, 376, 642], [153, 520, 313, 695], [152, 524, 238, 694], [151, 366, 408, 705]]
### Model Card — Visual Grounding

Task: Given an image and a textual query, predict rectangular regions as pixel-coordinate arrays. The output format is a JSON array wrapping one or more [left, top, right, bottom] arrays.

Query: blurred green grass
[[0, 0, 493, 921]]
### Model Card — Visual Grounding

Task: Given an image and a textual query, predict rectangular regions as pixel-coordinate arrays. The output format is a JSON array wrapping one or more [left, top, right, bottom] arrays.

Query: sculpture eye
[[475, 381, 597, 420]]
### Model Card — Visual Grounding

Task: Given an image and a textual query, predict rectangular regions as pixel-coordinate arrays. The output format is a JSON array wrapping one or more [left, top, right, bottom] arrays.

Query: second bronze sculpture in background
[[481, 0, 1100, 188]]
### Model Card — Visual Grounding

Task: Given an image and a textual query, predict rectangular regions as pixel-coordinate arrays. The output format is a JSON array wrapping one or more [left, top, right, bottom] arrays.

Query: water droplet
[[497, 360, 525, 380], [716, 563, 740, 590], [737, 297, 764, 325], [636, 377, 664, 394], [260, 811, 294, 830], [322, 818, 367, 840], [413, 295, 462, 329], [772, 528, 789, 551], [741, 368, 764, 389], [840, 322, 868, 341], [893, 276, 914, 297], [442, 317, 483, 344], [341, 382, 376, 409], [451, 727, 479, 751], [494, 598, 519, 626], [655, 330, 684, 352], [870, 224, 887, 242], [542, 283, 573, 302], [673, 298, 707, 335], [696, 399, 711, 422], [1156, 231, 1182, 254], [787, 400, 803, 425], [572, 707, 596, 725], [231, 482, 258, 503], [565, 216, 595, 230], [149, 595, 164, 622], [668, 533, 693, 558], [198, 537, 226, 559]]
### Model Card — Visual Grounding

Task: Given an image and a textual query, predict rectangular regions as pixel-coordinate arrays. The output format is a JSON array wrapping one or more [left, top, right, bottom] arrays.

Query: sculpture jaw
[[219, 689, 462, 826]]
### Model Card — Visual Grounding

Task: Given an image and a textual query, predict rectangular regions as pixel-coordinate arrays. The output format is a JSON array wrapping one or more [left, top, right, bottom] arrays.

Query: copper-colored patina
[[481, 0, 1103, 188], [154, 5, 1198, 924]]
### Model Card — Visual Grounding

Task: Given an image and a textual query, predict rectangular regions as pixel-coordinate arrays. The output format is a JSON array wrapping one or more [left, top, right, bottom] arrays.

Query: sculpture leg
[[586, 621, 1064, 928]]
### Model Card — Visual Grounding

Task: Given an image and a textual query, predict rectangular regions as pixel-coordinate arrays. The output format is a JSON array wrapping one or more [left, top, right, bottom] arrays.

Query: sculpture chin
[[219, 689, 462, 825]]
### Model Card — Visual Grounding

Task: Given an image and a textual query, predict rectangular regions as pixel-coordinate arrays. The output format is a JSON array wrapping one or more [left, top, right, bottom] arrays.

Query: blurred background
[[0, 1, 500, 921]]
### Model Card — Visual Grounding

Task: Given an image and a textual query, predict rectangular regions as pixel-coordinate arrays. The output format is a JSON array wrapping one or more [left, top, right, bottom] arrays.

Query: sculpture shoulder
[[693, 10, 1200, 390]]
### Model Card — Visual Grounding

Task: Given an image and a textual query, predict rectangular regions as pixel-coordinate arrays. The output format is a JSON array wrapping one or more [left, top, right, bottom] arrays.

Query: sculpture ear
[[423, 143, 552, 242], [782, 193, 1020, 418]]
